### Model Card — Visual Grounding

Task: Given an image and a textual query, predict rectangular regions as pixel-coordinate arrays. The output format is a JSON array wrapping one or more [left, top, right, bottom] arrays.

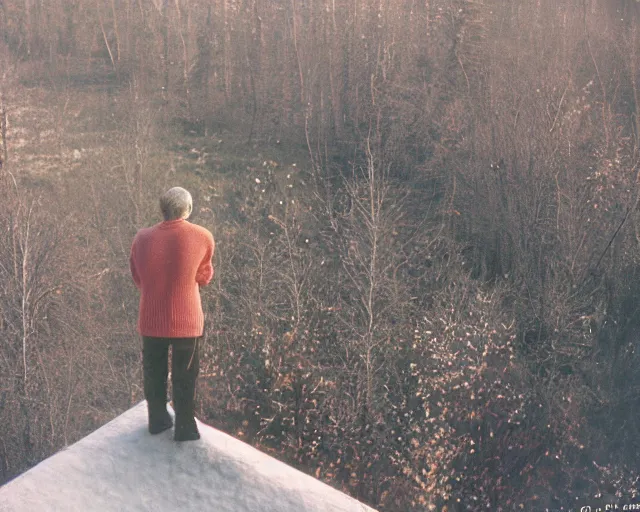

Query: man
[[130, 187, 215, 441]]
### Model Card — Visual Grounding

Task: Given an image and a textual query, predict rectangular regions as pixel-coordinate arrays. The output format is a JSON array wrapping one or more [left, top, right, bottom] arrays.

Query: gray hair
[[160, 187, 193, 221]]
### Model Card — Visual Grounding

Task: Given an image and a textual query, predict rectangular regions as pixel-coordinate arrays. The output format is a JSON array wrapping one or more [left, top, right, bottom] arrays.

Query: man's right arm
[[196, 233, 215, 286]]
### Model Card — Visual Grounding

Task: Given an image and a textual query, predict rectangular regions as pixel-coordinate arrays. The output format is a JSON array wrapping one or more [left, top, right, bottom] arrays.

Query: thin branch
[[549, 81, 570, 134], [97, 2, 118, 75]]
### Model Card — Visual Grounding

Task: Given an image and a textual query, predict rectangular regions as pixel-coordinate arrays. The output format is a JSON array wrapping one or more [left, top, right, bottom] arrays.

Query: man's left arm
[[129, 237, 142, 289]]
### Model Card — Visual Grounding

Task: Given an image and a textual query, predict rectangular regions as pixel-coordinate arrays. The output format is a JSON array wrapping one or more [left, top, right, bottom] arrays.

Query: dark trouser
[[142, 336, 199, 435]]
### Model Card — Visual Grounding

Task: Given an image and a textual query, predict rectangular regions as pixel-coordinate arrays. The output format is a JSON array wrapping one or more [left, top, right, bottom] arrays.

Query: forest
[[1, 0, 640, 510]]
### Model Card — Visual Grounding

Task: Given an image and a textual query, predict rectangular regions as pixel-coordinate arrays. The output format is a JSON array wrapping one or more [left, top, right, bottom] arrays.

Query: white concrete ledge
[[0, 401, 377, 512]]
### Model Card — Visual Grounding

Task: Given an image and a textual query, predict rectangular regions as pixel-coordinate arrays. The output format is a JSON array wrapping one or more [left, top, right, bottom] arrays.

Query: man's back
[[130, 219, 214, 338]]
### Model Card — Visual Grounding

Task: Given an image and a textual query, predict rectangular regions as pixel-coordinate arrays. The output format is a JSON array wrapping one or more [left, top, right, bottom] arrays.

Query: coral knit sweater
[[129, 219, 215, 338]]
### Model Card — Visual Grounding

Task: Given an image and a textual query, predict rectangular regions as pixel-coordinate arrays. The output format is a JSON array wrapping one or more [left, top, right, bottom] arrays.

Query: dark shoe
[[174, 422, 200, 441], [149, 410, 173, 435]]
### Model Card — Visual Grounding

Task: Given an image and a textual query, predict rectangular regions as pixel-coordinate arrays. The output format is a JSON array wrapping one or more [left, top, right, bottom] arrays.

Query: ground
[[0, 402, 376, 512]]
